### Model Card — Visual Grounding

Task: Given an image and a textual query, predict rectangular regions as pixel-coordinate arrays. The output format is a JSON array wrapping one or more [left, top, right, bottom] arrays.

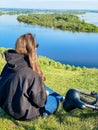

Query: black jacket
[[0, 49, 47, 120]]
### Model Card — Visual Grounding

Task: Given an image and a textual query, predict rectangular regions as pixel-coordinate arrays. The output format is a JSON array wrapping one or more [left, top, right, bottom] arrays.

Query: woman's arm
[[27, 74, 47, 107]]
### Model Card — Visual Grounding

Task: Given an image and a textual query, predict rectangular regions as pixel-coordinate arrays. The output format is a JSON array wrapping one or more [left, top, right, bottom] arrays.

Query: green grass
[[0, 48, 98, 130]]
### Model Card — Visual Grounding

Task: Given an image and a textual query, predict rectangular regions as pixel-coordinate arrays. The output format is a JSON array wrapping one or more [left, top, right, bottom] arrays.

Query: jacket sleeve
[[27, 74, 47, 108]]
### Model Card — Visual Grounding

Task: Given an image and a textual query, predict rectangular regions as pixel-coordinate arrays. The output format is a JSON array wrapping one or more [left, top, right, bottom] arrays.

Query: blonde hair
[[15, 33, 45, 82]]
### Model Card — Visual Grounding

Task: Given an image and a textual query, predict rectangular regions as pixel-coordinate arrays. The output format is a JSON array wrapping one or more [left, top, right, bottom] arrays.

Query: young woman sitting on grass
[[0, 33, 63, 120]]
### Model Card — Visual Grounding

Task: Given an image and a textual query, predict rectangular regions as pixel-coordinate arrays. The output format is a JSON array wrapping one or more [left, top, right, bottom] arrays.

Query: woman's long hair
[[15, 33, 45, 82]]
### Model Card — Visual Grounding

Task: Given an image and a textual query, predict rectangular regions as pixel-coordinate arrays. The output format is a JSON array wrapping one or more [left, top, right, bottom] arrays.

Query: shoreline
[[0, 47, 98, 69]]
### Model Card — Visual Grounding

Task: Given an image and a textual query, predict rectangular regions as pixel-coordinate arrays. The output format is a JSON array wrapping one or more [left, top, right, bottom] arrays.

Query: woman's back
[[0, 49, 47, 120]]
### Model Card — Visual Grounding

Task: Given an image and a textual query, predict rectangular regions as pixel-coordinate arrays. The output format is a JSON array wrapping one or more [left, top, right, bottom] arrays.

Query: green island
[[0, 48, 98, 130], [17, 13, 98, 32]]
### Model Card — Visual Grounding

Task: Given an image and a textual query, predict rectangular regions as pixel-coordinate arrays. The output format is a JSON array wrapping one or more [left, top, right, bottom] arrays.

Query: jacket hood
[[4, 49, 29, 71]]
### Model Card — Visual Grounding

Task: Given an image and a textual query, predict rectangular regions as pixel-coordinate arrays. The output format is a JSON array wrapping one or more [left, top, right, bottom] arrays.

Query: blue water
[[78, 12, 98, 26], [0, 14, 98, 68]]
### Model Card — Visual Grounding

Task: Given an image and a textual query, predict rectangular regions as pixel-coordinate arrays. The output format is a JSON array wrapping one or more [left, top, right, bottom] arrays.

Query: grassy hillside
[[0, 48, 98, 130], [0, 48, 6, 72]]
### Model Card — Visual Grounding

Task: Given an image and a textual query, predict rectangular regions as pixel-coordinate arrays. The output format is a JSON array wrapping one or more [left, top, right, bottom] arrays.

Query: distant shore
[[0, 7, 98, 13]]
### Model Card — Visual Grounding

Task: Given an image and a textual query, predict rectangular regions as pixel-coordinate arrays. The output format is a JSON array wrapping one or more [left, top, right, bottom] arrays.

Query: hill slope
[[0, 48, 98, 130]]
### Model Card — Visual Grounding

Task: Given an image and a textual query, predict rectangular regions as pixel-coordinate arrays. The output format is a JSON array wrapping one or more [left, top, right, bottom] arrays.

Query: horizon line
[[0, 7, 98, 11]]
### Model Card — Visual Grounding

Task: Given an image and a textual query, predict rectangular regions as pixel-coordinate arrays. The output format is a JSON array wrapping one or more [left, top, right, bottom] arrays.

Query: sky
[[0, 0, 98, 10]]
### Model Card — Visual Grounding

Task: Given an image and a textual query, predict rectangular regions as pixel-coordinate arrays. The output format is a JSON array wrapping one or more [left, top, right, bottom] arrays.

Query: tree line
[[17, 13, 98, 32]]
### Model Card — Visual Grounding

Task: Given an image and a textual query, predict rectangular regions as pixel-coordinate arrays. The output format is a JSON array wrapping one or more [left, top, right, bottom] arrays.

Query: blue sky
[[0, 0, 98, 10]]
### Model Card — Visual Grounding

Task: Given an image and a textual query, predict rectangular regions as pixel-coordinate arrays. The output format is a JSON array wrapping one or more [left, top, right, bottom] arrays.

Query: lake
[[0, 13, 98, 68]]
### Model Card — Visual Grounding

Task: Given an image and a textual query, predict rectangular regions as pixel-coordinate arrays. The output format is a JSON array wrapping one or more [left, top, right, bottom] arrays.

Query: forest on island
[[17, 13, 98, 32]]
